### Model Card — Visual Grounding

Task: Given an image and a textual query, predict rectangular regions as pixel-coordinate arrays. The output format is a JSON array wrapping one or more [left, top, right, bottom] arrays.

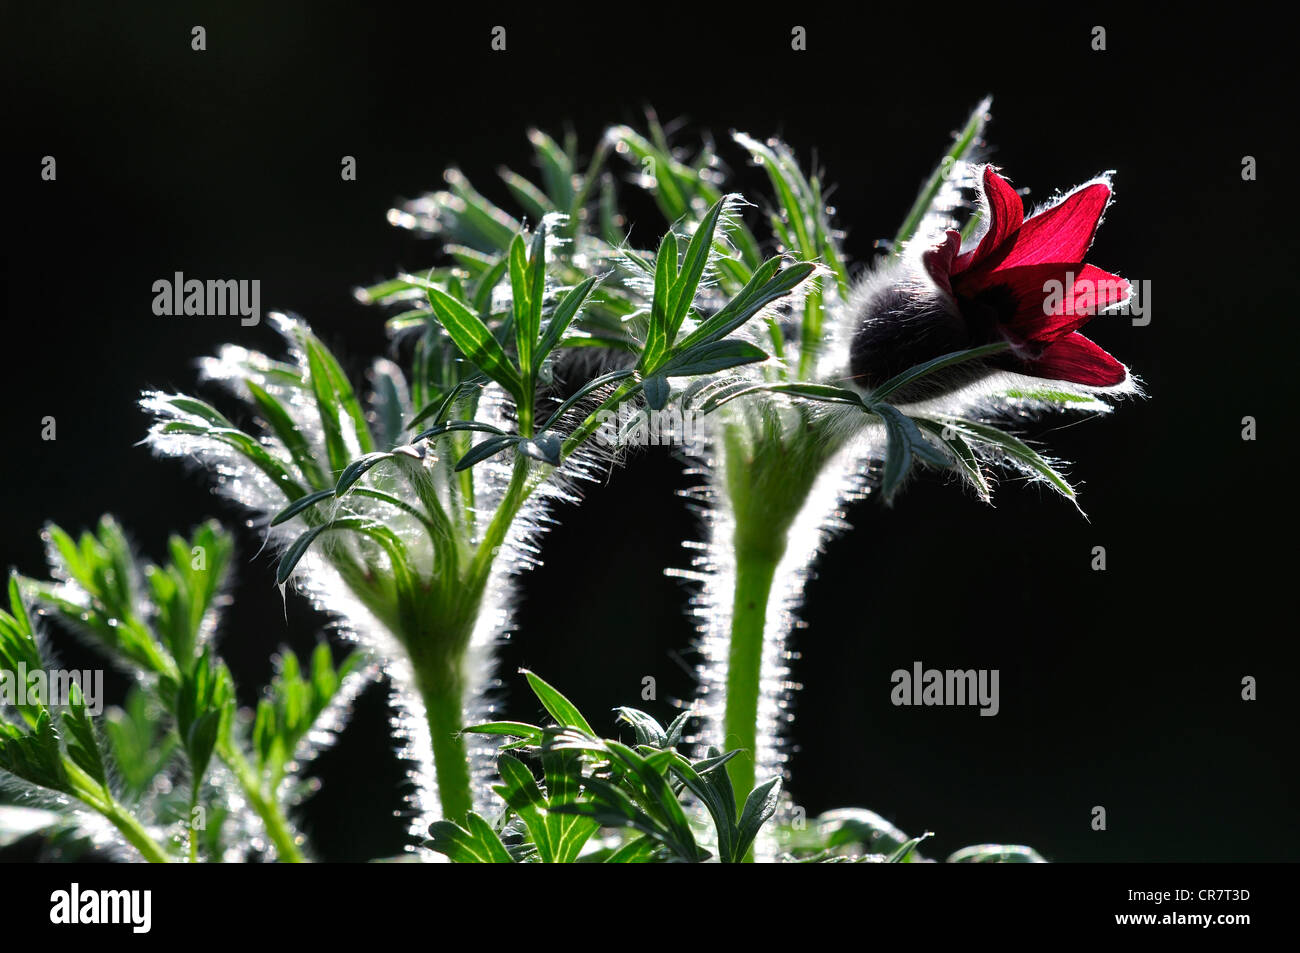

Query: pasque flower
[[851, 166, 1131, 394]]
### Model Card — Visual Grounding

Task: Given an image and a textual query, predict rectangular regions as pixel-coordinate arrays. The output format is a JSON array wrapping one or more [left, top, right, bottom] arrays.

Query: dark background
[[3, 4, 1294, 862]]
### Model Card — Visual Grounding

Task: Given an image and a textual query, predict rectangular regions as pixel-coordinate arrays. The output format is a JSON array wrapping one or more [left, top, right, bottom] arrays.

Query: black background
[[2, 4, 1294, 863]]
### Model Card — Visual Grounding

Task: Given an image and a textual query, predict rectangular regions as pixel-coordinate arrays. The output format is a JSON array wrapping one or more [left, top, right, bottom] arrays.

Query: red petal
[[922, 230, 961, 295], [995, 180, 1112, 270], [953, 167, 1023, 273], [1020, 333, 1127, 386], [987, 264, 1130, 343]]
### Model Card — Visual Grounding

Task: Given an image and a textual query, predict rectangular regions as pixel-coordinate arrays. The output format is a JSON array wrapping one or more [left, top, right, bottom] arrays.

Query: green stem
[[187, 786, 199, 862], [66, 762, 172, 863], [408, 457, 533, 824], [714, 411, 843, 859], [221, 745, 307, 863], [100, 800, 172, 864], [467, 459, 532, 587], [722, 540, 784, 809], [414, 654, 476, 824]]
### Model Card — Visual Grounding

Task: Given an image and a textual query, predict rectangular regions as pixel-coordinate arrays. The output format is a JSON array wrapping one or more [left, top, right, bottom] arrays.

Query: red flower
[[921, 166, 1130, 387]]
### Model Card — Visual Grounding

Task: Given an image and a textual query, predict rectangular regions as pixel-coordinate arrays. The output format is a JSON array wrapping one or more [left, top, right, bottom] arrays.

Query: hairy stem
[[64, 761, 172, 863], [101, 801, 173, 864], [221, 744, 306, 863], [722, 539, 785, 809], [708, 410, 845, 847], [414, 654, 475, 824], [404, 457, 534, 824], [188, 785, 199, 862]]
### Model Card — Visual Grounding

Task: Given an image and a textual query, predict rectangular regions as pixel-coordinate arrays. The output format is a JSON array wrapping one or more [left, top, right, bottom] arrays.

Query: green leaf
[[159, 395, 234, 431], [300, 331, 375, 473], [335, 451, 398, 497], [538, 368, 634, 433], [599, 173, 623, 245], [443, 168, 522, 250], [472, 254, 510, 314], [495, 753, 546, 810], [535, 275, 599, 371], [250, 645, 359, 786], [453, 434, 518, 472], [0, 711, 69, 793], [275, 518, 408, 586], [667, 750, 738, 861], [608, 126, 691, 221], [732, 132, 817, 258], [887, 831, 933, 863], [539, 745, 598, 863], [644, 230, 678, 368], [186, 711, 222, 786], [410, 419, 508, 444], [602, 741, 700, 859], [691, 747, 739, 776], [508, 233, 535, 375], [697, 380, 862, 414], [369, 361, 407, 451], [270, 488, 335, 527], [947, 844, 1046, 863], [426, 286, 523, 402], [103, 688, 176, 798], [867, 342, 1010, 403], [616, 708, 667, 748], [930, 416, 1077, 503], [526, 224, 548, 359], [463, 721, 545, 744], [174, 649, 232, 785], [157, 419, 309, 503], [604, 835, 658, 863], [1, 582, 44, 705], [61, 682, 108, 788], [407, 380, 474, 432], [494, 751, 596, 863], [26, 523, 179, 680], [518, 433, 562, 467], [157, 521, 232, 663], [642, 375, 669, 411], [914, 419, 991, 501], [666, 196, 728, 341], [872, 403, 952, 503], [276, 524, 332, 585], [425, 812, 515, 863], [246, 381, 329, 490], [528, 128, 575, 210], [499, 166, 553, 221], [893, 96, 991, 252], [664, 711, 691, 748], [735, 776, 781, 861], [677, 260, 816, 350], [659, 339, 768, 378], [521, 670, 596, 736]]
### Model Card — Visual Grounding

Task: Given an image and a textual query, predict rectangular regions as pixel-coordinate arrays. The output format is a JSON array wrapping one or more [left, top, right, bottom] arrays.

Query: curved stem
[[66, 762, 172, 863], [101, 801, 173, 864], [467, 459, 532, 588], [221, 744, 306, 863]]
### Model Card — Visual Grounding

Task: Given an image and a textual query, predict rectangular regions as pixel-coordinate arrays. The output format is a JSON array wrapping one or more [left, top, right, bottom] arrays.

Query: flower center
[[959, 283, 1020, 342]]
